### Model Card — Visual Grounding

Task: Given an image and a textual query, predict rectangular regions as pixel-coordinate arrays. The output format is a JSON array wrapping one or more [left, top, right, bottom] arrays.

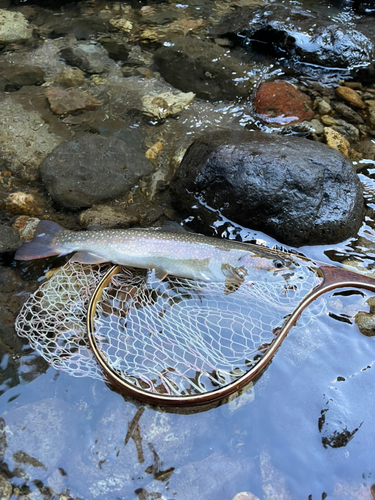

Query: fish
[[14, 220, 297, 284]]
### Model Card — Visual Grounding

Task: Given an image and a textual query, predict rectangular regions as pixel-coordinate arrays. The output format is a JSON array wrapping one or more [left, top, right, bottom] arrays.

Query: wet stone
[[0, 225, 21, 254], [171, 130, 364, 246], [153, 36, 255, 102], [324, 127, 351, 158], [78, 205, 140, 229], [60, 42, 111, 74], [3, 191, 45, 216], [253, 81, 314, 125], [331, 101, 364, 124], [40, 135, 153, 210], [0, 93, 71, 181], [141, 91, 195, 120], [0, 10, 33, 45], [0, 471, 12, 500], [0, 63, 44, 91], [366, 100, 375, 127], [98, 35, 130, 61], [335, 86, 365, 109], [46, 86, 101, 116], [232, 493, 261, 500], [211, 3, 375, 77], [52, 67, 86, 88], [355, 297, 375, 336], [315, 99, 332, 115]]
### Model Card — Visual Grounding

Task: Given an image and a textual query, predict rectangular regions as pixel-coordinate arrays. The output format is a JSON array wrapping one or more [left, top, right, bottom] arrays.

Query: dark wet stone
[[98, 35, 130, 61], [331, 101, 364, 124], [211, 4, 375, 76], [171, 130, 364, 246], [0, 225, 21, 254], [40, 135, 153, 210], [254, 81, 314, 125], [0, 62, 44, 91], [353, 0, 375, 14], [153, 37, 255, 102], [60, 42, 111, 74]]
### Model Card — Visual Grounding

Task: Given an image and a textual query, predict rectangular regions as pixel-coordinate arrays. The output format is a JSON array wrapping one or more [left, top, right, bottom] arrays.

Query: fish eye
[[273, 259, 284, 269], [235, 266, 248, 281]]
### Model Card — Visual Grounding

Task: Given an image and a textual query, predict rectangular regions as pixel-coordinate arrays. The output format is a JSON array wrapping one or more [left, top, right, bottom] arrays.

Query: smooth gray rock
[[171, 130, 364, 246], [0, 225, 21, 253], [154, 37, 255, 101], [40, 135, 153, 210]]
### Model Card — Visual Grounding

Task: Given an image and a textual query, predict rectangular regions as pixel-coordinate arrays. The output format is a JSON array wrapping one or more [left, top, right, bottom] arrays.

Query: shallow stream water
[[0, 0, 375, 499]]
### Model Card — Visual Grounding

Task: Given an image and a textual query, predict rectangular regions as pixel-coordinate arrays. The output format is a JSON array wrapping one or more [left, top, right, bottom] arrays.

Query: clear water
[[1, 0, 375, 498]]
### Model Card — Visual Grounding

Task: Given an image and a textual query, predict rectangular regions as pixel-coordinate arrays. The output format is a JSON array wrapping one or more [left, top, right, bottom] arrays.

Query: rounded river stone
[[171, 130, 364, 246], [40, 135, 153, 210]]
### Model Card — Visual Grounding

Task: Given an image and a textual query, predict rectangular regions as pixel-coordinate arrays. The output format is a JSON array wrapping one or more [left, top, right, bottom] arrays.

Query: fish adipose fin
[[15, 220, 65, 261], [71, 251, 109, 264]]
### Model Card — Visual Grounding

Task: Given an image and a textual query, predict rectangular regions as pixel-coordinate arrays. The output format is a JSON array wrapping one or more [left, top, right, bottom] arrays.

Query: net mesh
[[92, 264, 323, 396], [14, 256, 324, 395]]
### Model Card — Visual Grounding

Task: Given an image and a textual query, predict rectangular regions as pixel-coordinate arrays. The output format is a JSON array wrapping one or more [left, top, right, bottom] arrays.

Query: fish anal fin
[[154, 268, 168, 281], [71, 251, 109, 264]]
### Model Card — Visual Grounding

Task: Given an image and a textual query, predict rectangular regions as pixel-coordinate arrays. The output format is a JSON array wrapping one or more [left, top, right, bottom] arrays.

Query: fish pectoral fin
[[154, 267, 169, 281], [70, 251, 109, 264], [224, 278, 241, 295]]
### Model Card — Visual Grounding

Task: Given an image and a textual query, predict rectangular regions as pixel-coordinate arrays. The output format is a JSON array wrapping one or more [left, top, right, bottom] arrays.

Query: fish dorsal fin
[[156, 221, 188, 234], [71, 251, 109, 264]]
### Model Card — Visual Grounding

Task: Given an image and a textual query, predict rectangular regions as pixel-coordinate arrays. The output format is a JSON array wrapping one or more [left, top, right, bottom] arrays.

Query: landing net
[[15, 258, 324, 394]]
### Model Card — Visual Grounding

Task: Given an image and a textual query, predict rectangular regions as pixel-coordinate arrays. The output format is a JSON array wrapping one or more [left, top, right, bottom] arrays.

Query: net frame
[[86, 264, 375, 407]]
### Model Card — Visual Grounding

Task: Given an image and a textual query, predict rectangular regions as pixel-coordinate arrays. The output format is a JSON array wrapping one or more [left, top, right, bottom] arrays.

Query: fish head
[[237, 252, 298, 281]]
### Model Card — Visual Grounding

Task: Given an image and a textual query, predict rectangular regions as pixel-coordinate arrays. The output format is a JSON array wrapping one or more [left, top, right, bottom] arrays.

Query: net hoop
[[86, 264, 375, 407]]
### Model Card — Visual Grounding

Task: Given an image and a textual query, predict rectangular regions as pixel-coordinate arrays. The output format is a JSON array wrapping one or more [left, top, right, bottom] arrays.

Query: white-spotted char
[[15, 220, 297, 283]]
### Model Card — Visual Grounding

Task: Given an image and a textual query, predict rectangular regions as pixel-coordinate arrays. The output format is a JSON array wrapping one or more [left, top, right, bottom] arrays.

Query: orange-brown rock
[[253, 81, 314, 125], [46, 87, 101, 116], [335, 86, 365, 109]]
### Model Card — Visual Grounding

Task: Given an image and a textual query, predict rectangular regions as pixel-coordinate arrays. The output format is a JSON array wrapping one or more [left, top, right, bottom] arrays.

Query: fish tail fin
[[15, 220, 67, 261]]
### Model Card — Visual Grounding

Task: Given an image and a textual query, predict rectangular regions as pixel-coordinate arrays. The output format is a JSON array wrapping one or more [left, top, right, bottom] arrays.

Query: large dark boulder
[[40, 135, 153, 210], [171, 131, 364, 246], [211, 4, 375, 77]]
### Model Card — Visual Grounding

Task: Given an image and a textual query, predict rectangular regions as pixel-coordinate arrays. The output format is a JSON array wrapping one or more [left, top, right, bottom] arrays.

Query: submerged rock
[[60, 42, 111, 74], [154, 37, 256, 101], [46, 86, 101, 116], [40, 135, 153, 210], [253, 81, 314, 125], [78, 205, 139, 229], [0, 62, 44, 91], [0, 225, 21, 254], [171, 130, 364, 246], [0, 91, 71, 180], [211, 3, 375, 77], [142, 91, 195, 120], [0, 10, 33, 45]]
